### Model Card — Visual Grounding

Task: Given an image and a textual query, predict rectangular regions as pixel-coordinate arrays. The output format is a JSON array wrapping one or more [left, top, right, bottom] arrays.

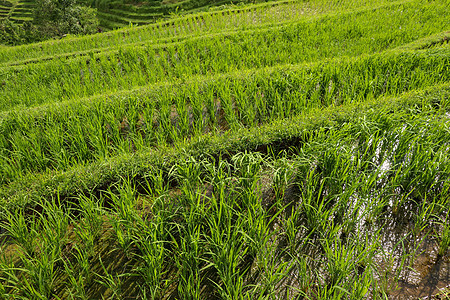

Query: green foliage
[[33, 0, 99, 39], [1, 0, 449, 110], [0, 0, 99, 45], [0, 0, 449, 298], [1, 0, 431, 65], [0, 18, 37, 45], [0, 47, 448, 184]]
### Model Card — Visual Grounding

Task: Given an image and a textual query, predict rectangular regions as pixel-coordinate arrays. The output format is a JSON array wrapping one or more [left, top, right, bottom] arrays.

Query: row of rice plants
[[0, 47, 448, 183], [0, 0, 364, 65], [1, 105, 448, 298], [1, 0, 415, 66], [1, 80, 448, 211], [27, 0, 445, 71], [1, 0, 448, 110]]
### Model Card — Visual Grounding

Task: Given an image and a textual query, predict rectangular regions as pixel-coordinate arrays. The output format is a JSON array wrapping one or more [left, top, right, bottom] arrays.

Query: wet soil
[[389, 239, 449, 299]]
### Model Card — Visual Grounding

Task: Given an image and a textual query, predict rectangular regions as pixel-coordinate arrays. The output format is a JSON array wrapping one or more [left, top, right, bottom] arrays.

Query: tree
[[33, 0, 99, 39], [0, 18, 38, 45]]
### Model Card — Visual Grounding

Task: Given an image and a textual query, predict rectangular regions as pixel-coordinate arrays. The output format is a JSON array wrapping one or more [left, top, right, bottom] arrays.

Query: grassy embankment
[[0, 0, 33, 24], [0, 0, 449, 298]]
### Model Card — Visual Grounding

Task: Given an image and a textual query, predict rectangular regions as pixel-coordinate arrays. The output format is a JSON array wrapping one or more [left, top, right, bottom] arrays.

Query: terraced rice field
[[0, 0, 449, 298], [94, 2, 165, 30], [84, 0, 273, 30], [0, 0, 33, 24], [0, 0, 243, 31], [0, 1, 12, 19]]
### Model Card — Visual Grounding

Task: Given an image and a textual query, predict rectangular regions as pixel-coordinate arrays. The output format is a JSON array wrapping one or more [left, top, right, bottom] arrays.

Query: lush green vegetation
[[0, 0, 280, 40], [0, 0, 33, 25], [1, 0, 448, 109], [0, 0, 449, 298], [81, 0, 279, 30], [0, 0, 407, 66], [0, 47, 449, 183], [0, 0, 98, 45]]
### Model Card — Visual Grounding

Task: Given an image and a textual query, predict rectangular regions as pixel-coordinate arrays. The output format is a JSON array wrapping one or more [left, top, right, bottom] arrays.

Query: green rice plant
[[0, 46, 448, 184], [63, 236, 96, 300], [2, 198, 71, 299], [172, 156, 206, 193], [296, 167, 337, 236], [132, 180, 178, 297], [110, 216, 135, 255], [0, 208, 39, 257], [172, 226, 204, 299], [108, 179, 140, 225], [172, 201, 207, 297], [287, 254, 315, 299], [38, 197, 71, 254], [319, 231, 378, 298], [411, 195, 436, 239], [14, 236, 62, 299], [133, 226, 168, 299], [240, 188, 265, 254], [106, 180, 143, 256], [0, 256, 22, 298], [64, 255, 90, 300], [205, 209, 248, 299], [2, 0, 449, 111], [76, 194, 105, 244], [250, 239, 292, 298], [271, 156, 295, 204], [282, 208, 311, 257], [377, 235, 414, 294], [174, 93, 191, 138], [95, 257, 128, 300], [203, 158, 232, 196], [143, 169, 170, 199], [231, 151, 265, 192], [434, 211, 450, 257], [166, 159, 213, 298], [0, 280, 5, 299]]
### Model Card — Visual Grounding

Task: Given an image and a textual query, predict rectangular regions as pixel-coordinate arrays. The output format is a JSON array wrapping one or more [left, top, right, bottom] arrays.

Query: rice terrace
[[0, 0, 449, 298]]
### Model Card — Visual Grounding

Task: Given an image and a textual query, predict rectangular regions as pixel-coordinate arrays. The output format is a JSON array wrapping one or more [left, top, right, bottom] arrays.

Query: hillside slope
[[82, 0, 276, 30], [0, 0, 449, 298], [0, 0, 274, 32], [0, 0, 33, 24]]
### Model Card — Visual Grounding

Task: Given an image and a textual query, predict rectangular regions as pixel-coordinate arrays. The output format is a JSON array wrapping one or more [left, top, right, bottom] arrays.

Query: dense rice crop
[[0, 0, 412, 66], [0, 0, 449, 298], [0, 47, 449, 183], [1, 0, 448, 110]]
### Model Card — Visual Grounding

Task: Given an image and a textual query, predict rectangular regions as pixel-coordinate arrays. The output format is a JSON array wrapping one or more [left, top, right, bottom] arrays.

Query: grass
[[0, 46, 448, 183], [1, 0, 449, 111], [0, 0, 449, 298], [0, 0, 322, 64], [1, 104, 449, 297], [2, 0, 444, 67]]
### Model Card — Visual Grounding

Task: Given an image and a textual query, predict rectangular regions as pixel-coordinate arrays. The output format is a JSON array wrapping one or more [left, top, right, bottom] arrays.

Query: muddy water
[[389, 238, 449, 299]]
